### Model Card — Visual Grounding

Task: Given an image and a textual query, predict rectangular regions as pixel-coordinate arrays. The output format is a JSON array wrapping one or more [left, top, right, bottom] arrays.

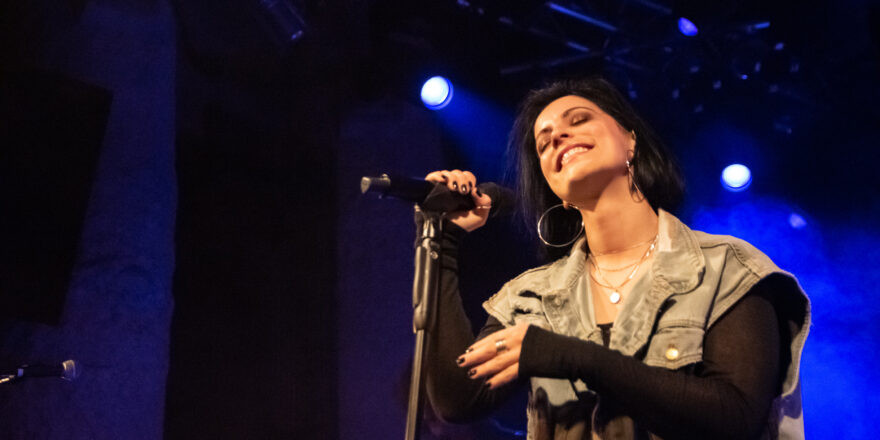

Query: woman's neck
[[574, 181, 659, 261]]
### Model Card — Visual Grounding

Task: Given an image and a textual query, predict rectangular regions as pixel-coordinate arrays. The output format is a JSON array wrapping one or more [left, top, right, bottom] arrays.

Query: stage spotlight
[[789, 213, 807, 229], [721, 164, 752, 192], [421, 76, 453, 110], [678, 17, 698, 36]]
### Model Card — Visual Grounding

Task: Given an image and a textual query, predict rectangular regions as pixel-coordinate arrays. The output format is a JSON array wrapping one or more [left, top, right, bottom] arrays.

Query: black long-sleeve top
[[426, 224, 786, 440]]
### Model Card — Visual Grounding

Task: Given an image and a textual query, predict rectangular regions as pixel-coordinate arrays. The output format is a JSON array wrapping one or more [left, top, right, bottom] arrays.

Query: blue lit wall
[[673, 109, 880, 437], [687, 198, 880, 438], [0, 2, 176, 438], [428, 86, 514, 182]]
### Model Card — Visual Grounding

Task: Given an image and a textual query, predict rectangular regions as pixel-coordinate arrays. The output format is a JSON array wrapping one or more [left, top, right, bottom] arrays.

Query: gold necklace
[[588, 235, 658, 304], [591, 259, 640, 272], [590, 235, 658, 257]]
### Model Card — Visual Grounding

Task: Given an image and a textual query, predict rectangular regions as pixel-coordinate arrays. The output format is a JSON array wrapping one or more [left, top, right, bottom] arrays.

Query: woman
[[423, 77, 809, 439]]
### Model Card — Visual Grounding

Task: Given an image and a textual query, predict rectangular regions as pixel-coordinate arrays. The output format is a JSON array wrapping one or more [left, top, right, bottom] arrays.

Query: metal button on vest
[[665, 345, 680, 361]]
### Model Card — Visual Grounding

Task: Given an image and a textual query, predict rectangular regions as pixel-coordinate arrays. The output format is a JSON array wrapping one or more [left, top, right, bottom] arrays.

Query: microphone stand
[[361, 176, 500, 439], [404, 205, 444, 440]]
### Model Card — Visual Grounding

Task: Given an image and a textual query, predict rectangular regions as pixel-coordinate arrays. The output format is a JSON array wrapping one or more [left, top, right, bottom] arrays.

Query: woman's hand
[[424, 169, 493, 232], [456, 322, 530, 390]]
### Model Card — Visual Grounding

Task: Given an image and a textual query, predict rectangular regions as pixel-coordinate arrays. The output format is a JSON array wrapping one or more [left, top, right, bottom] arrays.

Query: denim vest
[[483, 210, 810, 440]]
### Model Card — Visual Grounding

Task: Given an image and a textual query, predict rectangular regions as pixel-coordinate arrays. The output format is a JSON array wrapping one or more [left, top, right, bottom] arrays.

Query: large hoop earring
[[626, 158, 644, 198], [537, 203, 584, 248]]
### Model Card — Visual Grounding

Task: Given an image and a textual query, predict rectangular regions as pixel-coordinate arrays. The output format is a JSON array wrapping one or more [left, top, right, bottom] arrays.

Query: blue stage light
[[678, 17, 698, 36], [420, 76, 453, 110], [789, 213, 807, 229], [721, 164, 752, 191]]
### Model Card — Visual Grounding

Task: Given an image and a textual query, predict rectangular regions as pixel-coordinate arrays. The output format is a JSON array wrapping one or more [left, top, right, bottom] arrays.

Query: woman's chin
[[555, 167, 619, 198], [558, 162, 600, 185]]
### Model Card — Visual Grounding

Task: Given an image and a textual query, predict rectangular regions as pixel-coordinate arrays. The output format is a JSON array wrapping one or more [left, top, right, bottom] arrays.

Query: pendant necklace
[[588, 234, 658, 304]]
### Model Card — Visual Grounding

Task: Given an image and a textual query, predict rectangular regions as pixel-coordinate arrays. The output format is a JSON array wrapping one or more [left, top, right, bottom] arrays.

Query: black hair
[[506, 76, 685, 257]]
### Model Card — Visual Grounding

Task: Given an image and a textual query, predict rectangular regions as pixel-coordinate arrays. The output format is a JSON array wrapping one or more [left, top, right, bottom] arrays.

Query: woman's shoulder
[[688, 229, 781, 276], [670, 222, 809, 341], [482, 256, 572, 323], [661, 210, 786, 282], [498, 257, 566, 294]]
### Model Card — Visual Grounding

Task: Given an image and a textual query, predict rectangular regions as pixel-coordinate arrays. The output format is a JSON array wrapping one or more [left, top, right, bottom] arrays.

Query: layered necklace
[[588, 234, 658, 304]]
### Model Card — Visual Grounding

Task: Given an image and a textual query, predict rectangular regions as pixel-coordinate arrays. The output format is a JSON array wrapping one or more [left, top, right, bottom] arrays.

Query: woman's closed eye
[[570, 112, 590, 125], [538, 141, 550, 154], [536, 112, 591, 153], [536, 135, 551, 154]]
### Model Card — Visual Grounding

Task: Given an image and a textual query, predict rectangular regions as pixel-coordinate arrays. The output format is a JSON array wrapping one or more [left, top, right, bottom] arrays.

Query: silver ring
[[495, 339, 507, 353]]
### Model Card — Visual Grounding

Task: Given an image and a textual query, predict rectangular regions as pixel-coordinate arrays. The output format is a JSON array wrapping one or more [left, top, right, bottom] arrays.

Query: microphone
[[360, 174, 515, 217], [1, 360, 80, 382]]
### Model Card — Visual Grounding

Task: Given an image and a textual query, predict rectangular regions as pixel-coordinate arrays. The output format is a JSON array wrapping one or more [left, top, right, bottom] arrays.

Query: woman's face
[[533, 95, 635, 204]]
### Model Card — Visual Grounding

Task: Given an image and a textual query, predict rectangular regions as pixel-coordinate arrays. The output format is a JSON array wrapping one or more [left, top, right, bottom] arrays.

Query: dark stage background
[[0, 0, 878, 439]]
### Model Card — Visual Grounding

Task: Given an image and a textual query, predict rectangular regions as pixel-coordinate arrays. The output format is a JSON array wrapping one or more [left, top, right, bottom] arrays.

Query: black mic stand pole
[[404, 205, 444, 440]]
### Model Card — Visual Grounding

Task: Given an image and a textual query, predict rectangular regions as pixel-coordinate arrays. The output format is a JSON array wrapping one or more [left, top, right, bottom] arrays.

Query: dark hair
[[507, 76, 684, 256]]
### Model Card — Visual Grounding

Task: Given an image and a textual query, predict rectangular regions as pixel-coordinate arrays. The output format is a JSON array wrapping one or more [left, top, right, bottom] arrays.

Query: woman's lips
[[557, 144, 594, 171]]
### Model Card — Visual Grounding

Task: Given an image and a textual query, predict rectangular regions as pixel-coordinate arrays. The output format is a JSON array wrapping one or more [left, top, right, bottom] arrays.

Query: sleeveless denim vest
[[483, 210, 810, 440]]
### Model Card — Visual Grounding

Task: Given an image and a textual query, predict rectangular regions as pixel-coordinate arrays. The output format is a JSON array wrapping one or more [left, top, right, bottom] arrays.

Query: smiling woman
[[423, 77, 810, 440], [509, 78, 684, 255], [535, 96, 637, 212]]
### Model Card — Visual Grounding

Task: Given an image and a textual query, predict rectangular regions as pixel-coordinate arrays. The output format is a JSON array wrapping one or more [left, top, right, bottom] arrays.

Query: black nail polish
[[466, 347, 474, 353], [483, 382, 492, 389], [476, 188, 483, 196], [456, 356, 465, 365], [468, 369, 477, 377], [452, 181, 458, 189]]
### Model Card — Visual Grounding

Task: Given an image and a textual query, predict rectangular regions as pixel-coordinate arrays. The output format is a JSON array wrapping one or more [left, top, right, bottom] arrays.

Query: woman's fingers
[[426, 169, 476, 194], [458, 337, 507, 368], [424, 170, 448, 184], [448, 169, 470, 193], [470, 324, 527, 354], [461, 170, 477, 194], [464, 327, 515, 360], [457, 323, 529, 367], [426, 169, 486, 196], [455, 324, 527, 388], [471, 185, 492, 210], [424, 169, 492, 232], [486, 363, 520, 390], [464, 348, 520, 381], [458, 324, 527, 366]]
